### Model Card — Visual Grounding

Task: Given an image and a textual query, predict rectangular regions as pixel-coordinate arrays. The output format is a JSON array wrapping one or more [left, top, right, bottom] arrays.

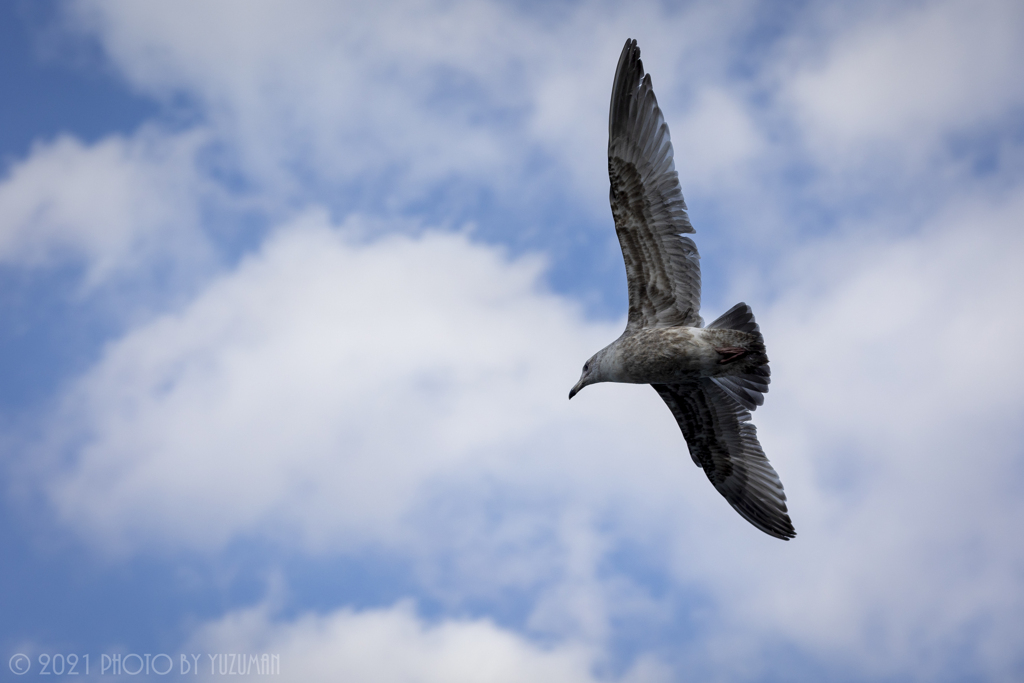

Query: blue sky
[[2, 1, 1024, 681]]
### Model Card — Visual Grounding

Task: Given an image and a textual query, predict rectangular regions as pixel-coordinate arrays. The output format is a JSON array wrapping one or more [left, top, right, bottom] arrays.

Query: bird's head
[[568, 352, 602, 400]]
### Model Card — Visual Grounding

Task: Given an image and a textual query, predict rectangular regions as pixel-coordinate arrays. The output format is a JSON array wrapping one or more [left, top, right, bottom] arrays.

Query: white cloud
[[672, 87, 765, 191], [43, 211, 653, 555], [185, 601, 670, 683], [68, 0, 541, 204], [64, 0, 768, 224], [786, 0, 1024, 157], [0, 129, 209, 283]]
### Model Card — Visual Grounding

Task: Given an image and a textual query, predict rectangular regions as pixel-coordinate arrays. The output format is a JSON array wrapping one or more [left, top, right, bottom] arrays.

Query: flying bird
[[569, 39, 795, 540]]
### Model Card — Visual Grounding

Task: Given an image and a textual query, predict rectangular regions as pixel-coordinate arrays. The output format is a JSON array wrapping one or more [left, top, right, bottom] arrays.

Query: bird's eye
[[583, 362, 590, 372]]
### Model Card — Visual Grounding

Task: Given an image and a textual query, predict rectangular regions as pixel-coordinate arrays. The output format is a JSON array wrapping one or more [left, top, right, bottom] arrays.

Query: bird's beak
[[568, 378, 585, 400]]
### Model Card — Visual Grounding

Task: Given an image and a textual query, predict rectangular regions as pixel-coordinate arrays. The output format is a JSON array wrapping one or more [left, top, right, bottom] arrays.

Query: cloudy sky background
[[2, 0, 1023, 680]]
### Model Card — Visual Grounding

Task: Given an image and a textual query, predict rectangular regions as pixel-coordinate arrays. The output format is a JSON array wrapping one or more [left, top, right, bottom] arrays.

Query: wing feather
[[609, 39, 702, 331], [652, 380, 796, 540]]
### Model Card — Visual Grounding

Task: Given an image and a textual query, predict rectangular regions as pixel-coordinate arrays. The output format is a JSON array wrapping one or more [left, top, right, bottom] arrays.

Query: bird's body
[[589, 326, 767, 386], [570, 39, 795, 540]]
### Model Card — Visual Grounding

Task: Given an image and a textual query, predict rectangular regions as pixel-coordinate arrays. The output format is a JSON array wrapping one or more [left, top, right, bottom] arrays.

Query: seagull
[[569, 39, 795, 540]]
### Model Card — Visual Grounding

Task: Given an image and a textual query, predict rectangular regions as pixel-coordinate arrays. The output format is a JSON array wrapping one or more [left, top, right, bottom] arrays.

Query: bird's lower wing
[[652, 380, 796, 540]]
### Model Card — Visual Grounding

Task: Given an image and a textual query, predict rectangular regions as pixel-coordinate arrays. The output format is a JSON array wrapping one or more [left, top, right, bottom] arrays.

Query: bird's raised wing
[[609, 39, 702, 332], [652, 380, 796, 540]]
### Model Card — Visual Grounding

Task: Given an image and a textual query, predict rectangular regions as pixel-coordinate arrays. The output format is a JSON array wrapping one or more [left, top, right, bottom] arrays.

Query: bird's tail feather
[[707, 302, 759, 333], [708, 303, 770, 411]]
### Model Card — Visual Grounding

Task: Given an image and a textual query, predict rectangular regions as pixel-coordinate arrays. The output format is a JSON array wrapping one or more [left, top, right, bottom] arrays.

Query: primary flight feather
[[569, 39, 795, 540]]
